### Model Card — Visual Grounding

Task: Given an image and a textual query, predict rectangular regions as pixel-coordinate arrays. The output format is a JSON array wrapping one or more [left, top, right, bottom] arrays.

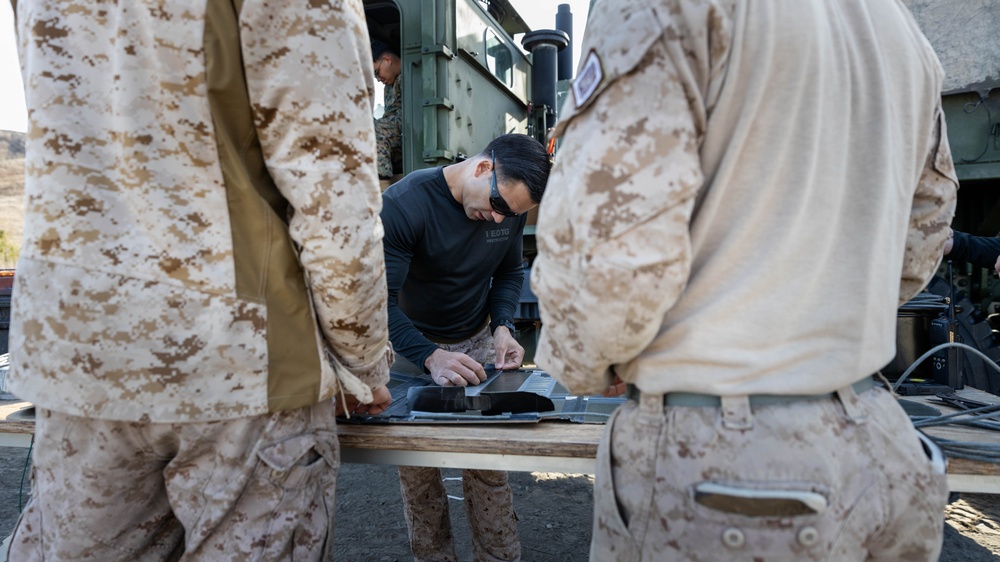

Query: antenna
[[946, 260, 964, 389]]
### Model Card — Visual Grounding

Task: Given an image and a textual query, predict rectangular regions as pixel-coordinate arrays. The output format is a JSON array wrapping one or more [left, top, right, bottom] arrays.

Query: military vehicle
[[896, 1, 1000, 393], [363, 0, 572, 176]]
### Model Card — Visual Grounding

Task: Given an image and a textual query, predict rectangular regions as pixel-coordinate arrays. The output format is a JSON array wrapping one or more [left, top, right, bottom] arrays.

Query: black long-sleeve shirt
[[949, 230, 1000, 270], [381, 167, 526, 370]]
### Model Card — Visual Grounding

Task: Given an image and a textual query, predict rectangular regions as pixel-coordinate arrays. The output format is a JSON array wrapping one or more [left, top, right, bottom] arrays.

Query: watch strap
[[490, 318, 515, 335]]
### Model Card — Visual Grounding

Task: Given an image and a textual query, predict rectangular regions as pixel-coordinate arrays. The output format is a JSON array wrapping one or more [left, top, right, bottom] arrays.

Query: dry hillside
[[0, 130, 25, 269]]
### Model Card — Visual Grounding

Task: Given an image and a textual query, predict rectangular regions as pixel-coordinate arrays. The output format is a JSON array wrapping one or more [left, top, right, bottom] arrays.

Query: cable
[[890, 341, 1000, 393], [961, 94, 995, 163], [19, 434, 33, 512], [912, 402, 1000, 430], [890, 341, 1000, 462]]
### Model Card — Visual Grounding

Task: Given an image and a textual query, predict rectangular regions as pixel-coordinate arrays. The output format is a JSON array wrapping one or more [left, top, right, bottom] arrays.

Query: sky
[[0, 3, 24, 133], [0, 0, 589, 134]]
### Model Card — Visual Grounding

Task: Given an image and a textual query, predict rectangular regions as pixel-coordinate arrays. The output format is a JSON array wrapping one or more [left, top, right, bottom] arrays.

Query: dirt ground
[[333, 465, 594, 561], [0, 447, 998, 560]]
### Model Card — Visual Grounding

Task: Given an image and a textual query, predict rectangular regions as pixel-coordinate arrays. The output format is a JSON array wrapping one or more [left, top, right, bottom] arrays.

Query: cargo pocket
[[916, 431, 947, 476], [915, 429, 950, 521], [257, 431, 339, 490], [591, 403, 651, 561], [685, 480, 846, 558], [253, 429, 340, 560]]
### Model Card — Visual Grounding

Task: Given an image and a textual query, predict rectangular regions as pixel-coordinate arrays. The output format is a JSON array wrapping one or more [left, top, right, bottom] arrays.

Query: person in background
[[7, 1, 391, 559], [945, 228, 1000, 274], [372, 39, 404, 185], [381, 133, 550, 561], [532, 0, 958, 560]]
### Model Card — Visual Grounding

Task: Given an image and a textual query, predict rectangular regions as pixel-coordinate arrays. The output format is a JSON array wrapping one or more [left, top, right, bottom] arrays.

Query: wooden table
[[2, 389, 999, 492], [0, 401, 34, 449], [903, 387, 1000, 494], [337, 388, 1000, 493], [337, 421, 602, 474]]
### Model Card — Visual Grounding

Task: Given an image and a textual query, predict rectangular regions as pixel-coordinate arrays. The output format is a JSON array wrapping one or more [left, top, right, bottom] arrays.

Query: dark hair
[[371, 40, 398, 62], [482, 134, 551, 203]]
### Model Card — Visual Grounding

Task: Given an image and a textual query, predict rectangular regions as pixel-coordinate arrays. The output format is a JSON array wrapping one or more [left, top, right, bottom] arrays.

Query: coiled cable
[[893, 341, 1000, 463]]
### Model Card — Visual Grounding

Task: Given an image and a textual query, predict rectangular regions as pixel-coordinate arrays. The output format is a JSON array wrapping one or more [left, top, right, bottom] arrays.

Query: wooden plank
[[0, 401, 34, 436], [948, 458, 1000, 477], [336, 421, 602, 458]]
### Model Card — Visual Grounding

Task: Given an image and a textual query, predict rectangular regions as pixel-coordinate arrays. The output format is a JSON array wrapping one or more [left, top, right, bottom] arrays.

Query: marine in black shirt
[[382, 167, 526, 369], [379, 134, 551, 562], [381, 134, 550, 385]]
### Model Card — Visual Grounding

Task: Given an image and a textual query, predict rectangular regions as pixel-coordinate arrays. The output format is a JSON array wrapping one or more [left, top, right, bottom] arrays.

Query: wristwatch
[[490, 318, 516, 336]]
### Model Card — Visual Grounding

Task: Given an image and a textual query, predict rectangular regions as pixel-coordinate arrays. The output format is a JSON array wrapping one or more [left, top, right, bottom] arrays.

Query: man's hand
[[354, 385, 392, 415], [944, 228, 954, 255], [602, 374, 626, 397], [994, 253, 1000, 276], [492, 326, 525, 370], [425, 349, 487, 386], [335, 385, 392, 417]]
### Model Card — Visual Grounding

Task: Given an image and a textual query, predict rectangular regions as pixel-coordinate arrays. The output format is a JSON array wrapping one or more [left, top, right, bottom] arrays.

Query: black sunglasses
[[489, 150, 518, 217]]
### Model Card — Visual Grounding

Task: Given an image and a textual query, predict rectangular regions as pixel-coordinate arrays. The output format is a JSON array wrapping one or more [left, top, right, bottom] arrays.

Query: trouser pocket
[[682, 479, 843, 561], [249, 428, 340, 561], [591, 402, 658, 561]]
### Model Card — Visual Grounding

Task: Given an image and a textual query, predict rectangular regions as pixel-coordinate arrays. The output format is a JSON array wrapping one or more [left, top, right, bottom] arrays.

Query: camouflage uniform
[[375, 76, 403, 179], [398, 326, 521, 562], [9, 0, 390, 559], [16, 401, 341, 561], [532, 0, 958, 560]]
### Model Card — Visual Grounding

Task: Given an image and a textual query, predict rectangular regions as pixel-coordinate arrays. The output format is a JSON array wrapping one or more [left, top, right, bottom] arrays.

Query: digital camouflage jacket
[[9, 0, 391, 422]]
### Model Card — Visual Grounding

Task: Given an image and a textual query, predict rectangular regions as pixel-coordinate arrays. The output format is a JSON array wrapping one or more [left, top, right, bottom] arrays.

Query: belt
[[425, 317, 490, 345], [625, 376, 876, 408]]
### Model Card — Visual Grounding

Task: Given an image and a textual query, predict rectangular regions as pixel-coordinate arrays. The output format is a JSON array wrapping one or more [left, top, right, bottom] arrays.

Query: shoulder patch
[[573, 50, 603, 109]]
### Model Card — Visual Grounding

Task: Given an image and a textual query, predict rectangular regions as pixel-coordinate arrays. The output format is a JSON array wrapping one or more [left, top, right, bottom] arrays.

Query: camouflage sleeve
[[240, 0, 390, 393], [532, 0, 729, 395], [899, 103, 959, 304]]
